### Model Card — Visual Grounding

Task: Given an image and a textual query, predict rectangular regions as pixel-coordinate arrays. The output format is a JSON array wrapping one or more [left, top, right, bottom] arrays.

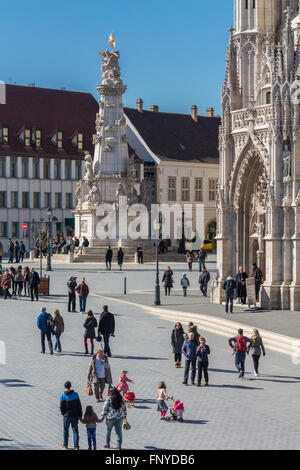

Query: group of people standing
[[7, 239, 26, 264], [1, 266, 40, 300], [223, 263, 263, 313]]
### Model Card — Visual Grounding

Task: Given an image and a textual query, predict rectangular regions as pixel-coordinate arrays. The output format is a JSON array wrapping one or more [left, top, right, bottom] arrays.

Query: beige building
[[125, 102, 220, 250], [214, 0, 300, 310]]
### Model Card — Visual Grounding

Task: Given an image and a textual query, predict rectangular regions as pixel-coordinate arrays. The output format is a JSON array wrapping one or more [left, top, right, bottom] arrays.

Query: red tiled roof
[[0, 84, 98, 159], [125, 107, 220, 164]]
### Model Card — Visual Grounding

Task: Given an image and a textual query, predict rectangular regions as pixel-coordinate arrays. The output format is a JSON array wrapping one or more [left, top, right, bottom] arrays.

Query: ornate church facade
[[214, 0, 300, 310]]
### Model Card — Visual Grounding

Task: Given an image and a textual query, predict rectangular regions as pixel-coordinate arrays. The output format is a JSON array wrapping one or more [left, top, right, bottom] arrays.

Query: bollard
[[124, 277, 127, 295]]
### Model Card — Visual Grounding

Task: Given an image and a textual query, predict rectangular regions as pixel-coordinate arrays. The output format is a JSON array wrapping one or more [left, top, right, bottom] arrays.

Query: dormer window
[[24, 128, 31, 147], [51, 130, 63, 149], [72, 131, 84, 150], [34, 129, 42, 147], [0, 125, 9, 145]]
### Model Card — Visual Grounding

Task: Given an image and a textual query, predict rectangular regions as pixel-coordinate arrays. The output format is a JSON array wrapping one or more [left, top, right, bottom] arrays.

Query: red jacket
[[75, 283, 89, 297]]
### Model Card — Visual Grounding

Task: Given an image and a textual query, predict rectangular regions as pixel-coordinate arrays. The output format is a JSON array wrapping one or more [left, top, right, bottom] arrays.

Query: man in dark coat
[[67, 276, 77, 312], [105, 246, 113, 270], [236, 267, 248, 304], [98, 305, 115, 357], [199, 267, 210, 297], [137, 244, 143, 264], [182, 332, 197, 385], [162, 266, 174, 296], [252, 263, 263, 301], [29, 267, 40, 301], [223, 276, 236, 314], [8, 239, 14, 263], [37, 307, 53, 354]]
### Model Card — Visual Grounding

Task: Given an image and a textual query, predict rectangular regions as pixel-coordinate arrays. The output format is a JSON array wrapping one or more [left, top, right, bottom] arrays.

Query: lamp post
[[46, 207, 52, 272], [154, 217, 161, 306]]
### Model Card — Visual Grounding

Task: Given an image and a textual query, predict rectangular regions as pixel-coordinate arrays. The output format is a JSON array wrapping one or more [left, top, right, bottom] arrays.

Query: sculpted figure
[[282, 144, 291, 179]]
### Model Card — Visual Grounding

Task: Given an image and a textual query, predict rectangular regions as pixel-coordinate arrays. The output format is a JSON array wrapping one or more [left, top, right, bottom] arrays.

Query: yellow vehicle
[[201, 239, 213, 252]]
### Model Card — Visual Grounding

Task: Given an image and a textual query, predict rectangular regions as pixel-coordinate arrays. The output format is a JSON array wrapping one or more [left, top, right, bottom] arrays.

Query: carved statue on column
[[282, 144, 291, 179], [75, 181, 84, 208], [83, 152, 94, 181]]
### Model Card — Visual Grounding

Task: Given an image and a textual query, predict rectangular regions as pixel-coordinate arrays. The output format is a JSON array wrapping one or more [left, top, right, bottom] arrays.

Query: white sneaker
[[254, 372, 258, 377]]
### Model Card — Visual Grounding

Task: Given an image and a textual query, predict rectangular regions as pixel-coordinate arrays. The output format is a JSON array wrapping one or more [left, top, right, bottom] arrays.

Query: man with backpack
[[37, 307, 54, 354], [228, 328, 252, 378], [222, 276, 237, 314]]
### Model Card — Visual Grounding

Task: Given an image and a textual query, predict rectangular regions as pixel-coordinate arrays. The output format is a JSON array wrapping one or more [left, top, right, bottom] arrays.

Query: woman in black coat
[[117, 248, 124, 271], [83, 310, 98, 355], [171, 322, 185, 368], [236, 267, 248, 304], [162, 266, 174, 296]]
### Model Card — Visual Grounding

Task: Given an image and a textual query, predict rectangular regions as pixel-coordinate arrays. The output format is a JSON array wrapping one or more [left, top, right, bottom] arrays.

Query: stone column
[[290, 204, 300, 310], [281, 204, 293, 309]]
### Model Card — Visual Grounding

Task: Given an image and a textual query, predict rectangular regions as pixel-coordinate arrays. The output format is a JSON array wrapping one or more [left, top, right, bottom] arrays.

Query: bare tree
[[30, 229, 49, 278]]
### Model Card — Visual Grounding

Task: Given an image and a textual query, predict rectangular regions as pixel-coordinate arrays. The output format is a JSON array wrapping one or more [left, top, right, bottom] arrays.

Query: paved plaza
[[1, 259, 300, 450]]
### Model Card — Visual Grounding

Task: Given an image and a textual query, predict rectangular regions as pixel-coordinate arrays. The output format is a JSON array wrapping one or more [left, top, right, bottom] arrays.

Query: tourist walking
[[19, 241, 26, 263], [236, 267, 248, 305], [60, 381, 82, 450], [98, 305, 115, 357], [162, 266, 174, 296], [117, 247, 124, 271], [137, 244, 143, 264], [1, 269, 12, 299], [15, 265, 24, 296], [228, 328, 252, 378], [87, 349, 113, 403], [67, 276, 77, 312], [252, 263, 263, 301], [222, 276, 236, 314], [180, 273, 190, 297], [75, 279, 89, 313], [171, 322, 185, 368], [53, 309, 64, 353], [37, 307, 54, 354], [105, 246, 113, 270], [196, 336, 210, 386], [199, 267, 210, 297], [83, 310, 97, 355], [249, 328, 265, 376], [156, 382, 173, 420], [23, 266, 30, 297], [182, 332, 197, 385], [186, 251, 193, 272], [29, 267, 40, 301], [8, 239, 14, 263], [99, 388, 127, 450], [14, 240, 20, 263], [198, 248, 207, 271], [80, 406, 101, 450]]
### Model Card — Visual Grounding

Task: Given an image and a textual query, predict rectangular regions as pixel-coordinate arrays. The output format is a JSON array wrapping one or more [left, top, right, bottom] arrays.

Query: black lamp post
[[46, 207, 52, 272], [154, 217, 161, 306]]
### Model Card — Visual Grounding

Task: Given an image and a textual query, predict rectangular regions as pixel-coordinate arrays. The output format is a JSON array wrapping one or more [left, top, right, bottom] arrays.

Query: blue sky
[[1, 0, 233, 115]]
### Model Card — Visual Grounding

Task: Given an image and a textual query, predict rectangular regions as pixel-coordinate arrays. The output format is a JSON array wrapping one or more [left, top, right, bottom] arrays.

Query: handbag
[[86, 383, 93, 396], [122, 419, 131, 430]]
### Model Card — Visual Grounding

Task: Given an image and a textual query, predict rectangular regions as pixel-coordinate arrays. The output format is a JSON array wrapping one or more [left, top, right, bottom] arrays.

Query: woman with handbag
[[87, 349, 112, 403], [83, 310, 97, 355], [99, 387, 128, 450]]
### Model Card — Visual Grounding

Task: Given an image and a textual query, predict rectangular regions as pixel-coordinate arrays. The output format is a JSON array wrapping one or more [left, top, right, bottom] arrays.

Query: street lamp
[[46, 207, 52, 272], [154, 217, 161, 306]]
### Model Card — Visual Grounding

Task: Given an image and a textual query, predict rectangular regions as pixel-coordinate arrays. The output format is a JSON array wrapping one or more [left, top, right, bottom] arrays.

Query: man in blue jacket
[[37, 307, 53, 355], [60, 381, 82, 450], [182, 332, 197, 385]]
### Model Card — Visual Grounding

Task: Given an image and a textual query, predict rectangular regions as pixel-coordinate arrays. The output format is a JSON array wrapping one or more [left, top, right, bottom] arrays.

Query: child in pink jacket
[[116, 370, 134, 394]]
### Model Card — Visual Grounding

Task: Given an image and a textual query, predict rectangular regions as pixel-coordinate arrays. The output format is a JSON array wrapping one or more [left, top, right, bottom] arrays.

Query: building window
[[56, 222, 62, 235], [0, 191, 6, 208], [24, 128, 31, 147], [35, 129, 42, 147], [195, 178, 203, 202], [10, 157, 17, 177], [55, 193, 62, 209], [209, 179, 218, 201], [168, 177, 176, 201], [44, 192, 51, 208], [57, 131, 63, 149], [33, 159, 40, 179], [65, 161, 71, 180], [11, 192, 18, 208], [181, 177, 190, 201], [76, 161, 82, 180], [44, 160, 50, 179], [0, 157, 5, 177], [77, 132, 83, 150], [65, 193, 73, 209], [33, 192, 40, 209], [0, 222, 7, 237], [22, 192, 29, 208], [12, 222, 18, 238], [54, 160, 61, 179], [21, 158, 29, 178], [2, 126, 9, 144]]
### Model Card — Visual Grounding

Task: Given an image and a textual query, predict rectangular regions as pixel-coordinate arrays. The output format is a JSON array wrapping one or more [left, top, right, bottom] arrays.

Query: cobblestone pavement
[[1, 263, 300, 450]]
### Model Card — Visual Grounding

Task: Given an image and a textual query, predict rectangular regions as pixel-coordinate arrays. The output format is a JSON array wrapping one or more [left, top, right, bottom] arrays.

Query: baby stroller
[[165, 398, 184, 422]]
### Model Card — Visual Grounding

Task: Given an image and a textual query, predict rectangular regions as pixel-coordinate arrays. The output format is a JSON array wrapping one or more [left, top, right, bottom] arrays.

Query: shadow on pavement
[[261, 374, 300, 380], [207, 384, 264, 390], [133, 405, 151, 409], [181, 419, 208, 425], [112, 355, 168, 361], [248, 378, 300, 384], [0, 379, 33, 387], [134, 398, 156, 404]]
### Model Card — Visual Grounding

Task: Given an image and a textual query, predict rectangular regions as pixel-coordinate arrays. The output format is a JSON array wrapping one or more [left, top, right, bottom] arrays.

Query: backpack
[[46, 314, 55, 334], [236, 335, 246, 352]]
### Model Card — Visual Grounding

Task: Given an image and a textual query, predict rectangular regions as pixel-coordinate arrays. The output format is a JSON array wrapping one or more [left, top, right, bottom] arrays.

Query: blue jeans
[[106, 418, 122, 446], [103, 333, 111, 356], [79, 296, 87, 312], [225, 293, 234, 313], [54, 331, 62, 352], [87, 427, 96, 449], [199, 259, 206, 271], [184, 359, 196, 383], [235, 352, 246, 376], [63, 416, 79, 448], [41, 331, 53, 353]]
